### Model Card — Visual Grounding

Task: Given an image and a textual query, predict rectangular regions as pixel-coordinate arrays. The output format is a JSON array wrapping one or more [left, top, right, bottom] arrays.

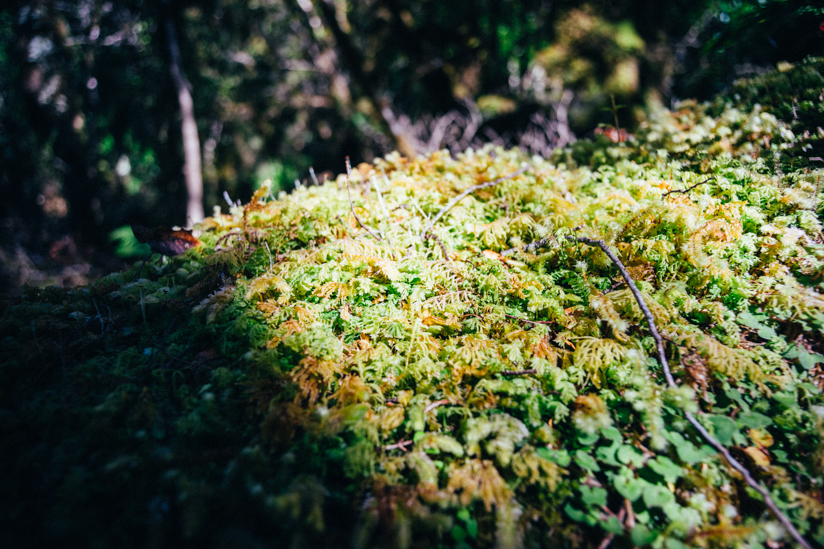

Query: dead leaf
[[132, 225, 202, 256], [748, 428, 774, 448], [743, 446, 770, 467]]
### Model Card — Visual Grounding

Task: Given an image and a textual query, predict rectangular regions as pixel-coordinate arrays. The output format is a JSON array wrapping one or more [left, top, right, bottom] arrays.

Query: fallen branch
[[421, 163, 529, 238], [663, 178, 713, 197], [567, 236, 812, 549], [345, 157, 383, 241]]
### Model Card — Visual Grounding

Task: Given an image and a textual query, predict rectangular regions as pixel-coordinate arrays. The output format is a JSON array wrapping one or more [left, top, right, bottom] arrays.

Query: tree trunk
[[164, 16, 204, 225]]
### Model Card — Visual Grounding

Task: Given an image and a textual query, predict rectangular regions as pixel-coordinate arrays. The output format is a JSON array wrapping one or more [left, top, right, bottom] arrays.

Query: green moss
[[2, 59, 824, 548]]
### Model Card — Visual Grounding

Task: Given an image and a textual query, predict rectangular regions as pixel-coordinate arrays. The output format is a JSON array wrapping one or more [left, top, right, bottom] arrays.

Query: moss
[[2, 59, 824, 548]]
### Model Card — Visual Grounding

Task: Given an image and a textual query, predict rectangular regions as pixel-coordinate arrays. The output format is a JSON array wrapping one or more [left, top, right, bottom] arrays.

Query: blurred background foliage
[[0, 0, 822, 292]]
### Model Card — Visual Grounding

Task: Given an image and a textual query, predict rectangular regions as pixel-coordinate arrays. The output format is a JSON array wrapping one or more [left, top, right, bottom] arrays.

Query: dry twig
[[424, 399, 449, 414], [663, 178, 713, 197], [385, 439, 414, 451]]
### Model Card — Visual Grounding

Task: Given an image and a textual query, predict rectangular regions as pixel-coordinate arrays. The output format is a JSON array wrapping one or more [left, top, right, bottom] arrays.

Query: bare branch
[[663, 178, 713, 197]]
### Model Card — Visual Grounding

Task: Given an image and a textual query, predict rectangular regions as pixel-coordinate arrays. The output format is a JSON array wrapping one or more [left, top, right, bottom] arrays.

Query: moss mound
[[2, 61, 824, 549]]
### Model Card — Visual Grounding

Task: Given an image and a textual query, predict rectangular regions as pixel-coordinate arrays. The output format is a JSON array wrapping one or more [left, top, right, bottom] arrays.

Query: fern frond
[[572, 337, 629, 388]]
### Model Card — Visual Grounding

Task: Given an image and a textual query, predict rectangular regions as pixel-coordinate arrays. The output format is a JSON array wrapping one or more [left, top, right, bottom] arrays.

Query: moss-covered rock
[[2, 60, 824, 549]]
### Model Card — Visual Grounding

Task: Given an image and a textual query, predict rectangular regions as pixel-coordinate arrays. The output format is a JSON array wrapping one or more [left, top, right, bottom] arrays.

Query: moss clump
[[2, 60, 824, 548]]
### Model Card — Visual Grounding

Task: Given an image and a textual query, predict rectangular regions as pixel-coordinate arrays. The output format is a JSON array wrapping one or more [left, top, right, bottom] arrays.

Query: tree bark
[[164, 13, 204, 225]]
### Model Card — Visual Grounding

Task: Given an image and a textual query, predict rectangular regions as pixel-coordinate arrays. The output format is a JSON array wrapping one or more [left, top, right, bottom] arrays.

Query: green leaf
[[664, 537, 692, 549], [614, 468, 645, 501], [706, 414, 738, 445], [466, 519, 478, 539], [603, 515, 624, 535], [601, 426, 623, 442], [642, 483, 675, 508], [756, 325, 777, 339], [575, 450, 601, 472], [668, 432, 714, 464], [580, 485, 608, 508], [646, 456, 683, 484], [631, 524, 658, 547], [564, 503, 587, 522], [578, 431, 600, 446], [616, 445, 644, 467], [537, 447, 571, 467], [738, 311, 767, 329], [451, 525, 467, 543], [798, 349, 824, 370], [737, 410, 772, 429], [596, 442, 621, 467]]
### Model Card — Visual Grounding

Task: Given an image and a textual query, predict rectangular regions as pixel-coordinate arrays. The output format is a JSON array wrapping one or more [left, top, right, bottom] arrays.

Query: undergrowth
[[2, 59, 824, 549]]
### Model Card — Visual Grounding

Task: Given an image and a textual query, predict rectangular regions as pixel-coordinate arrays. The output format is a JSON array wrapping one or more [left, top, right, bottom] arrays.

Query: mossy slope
[[2, 60, 824, 549]]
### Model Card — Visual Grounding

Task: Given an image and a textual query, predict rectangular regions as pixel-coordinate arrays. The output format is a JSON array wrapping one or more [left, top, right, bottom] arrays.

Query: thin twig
[[371, 174, 392, 220], [571, 236, 674, 386], [214, 229, 243, 250], [420, 163, 529, 237], [385, 439, 414, 451], [424, 232, 451, 261], [663, 178, 713, 197], [500, 369, 537, 376], [309, 166, 319, 186], [345, 157, 383, 241], [424, 399, 449, 414], [569, 236, 812, 549]]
